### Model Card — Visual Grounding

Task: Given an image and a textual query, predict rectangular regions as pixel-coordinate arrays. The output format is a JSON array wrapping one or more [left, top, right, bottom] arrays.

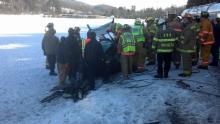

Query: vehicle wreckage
[[41, 19, 121, 103]]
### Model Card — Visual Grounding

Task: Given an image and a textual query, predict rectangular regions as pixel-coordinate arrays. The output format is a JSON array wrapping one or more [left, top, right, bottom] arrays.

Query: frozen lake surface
[[0, 15, 220, 124]]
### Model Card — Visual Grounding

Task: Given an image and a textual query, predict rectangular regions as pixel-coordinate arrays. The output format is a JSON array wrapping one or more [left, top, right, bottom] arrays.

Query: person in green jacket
[[132, 18, 146, 72], [118, 24, 136, 79], [145, 17, 158, 65], [178, 14, 197, 77], [152, 19, 178, 78]]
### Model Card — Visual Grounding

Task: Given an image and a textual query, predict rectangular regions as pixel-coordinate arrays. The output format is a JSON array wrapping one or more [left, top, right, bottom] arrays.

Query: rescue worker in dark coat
[[84, 31, 104, 90], [178, 14, 197, 77], [210, 17, 220, 66], [42, 24, 59, 76], [169, 16, 183, 69], [145, 17, 158, 65], [56, 37, 69, 86], [65, 28, 81, 82], [152, 19, 177, 78]]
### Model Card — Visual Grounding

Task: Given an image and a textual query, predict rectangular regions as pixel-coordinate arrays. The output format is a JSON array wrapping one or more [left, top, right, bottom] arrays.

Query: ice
[[0, 15, 219, 124], [0, 43, 29, 49]]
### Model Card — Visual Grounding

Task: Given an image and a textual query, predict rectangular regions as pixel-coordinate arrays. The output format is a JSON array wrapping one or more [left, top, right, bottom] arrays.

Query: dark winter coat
[[84, 38, 104, 77], [74, 32, 82, 44], [84, 38, 104, 66], [42, 31, 59, 55], [213, 23, 220, 46], [177, 23, 197, 53], [56, 38, 67, 64], [65, 35, 81, 65]]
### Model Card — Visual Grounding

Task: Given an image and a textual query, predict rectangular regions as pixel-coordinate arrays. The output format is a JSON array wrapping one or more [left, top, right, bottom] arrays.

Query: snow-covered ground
[[0, 15, 220, 124]]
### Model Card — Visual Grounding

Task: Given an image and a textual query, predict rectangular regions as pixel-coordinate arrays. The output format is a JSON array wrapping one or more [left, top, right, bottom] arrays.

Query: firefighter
[[152, 19, 177, 78], [177, 14, 197, 77], [191, 15, 201, 66], [118, 24, 136, 79], [145, 17, 158, 65], [132, 18, 146, 72], [198, 11, 215, 70], [169, 16, 183, 69], [210, 17, 220, 66]]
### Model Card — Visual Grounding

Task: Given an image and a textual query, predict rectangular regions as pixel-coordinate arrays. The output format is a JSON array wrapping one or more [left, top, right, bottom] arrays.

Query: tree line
[[0, 0, 185, 18]]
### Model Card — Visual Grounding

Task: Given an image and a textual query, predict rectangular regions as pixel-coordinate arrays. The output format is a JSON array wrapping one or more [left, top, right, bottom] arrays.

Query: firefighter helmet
[[158, 18, 166, 25], [177, 16, 182, 21], [123, 24, 131, 31], [146, 17, 154, 22], [201, 11, 209, 18], [135, 18, 142, 25]]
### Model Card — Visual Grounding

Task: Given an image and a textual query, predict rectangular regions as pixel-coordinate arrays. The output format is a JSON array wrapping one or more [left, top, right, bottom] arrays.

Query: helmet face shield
[[158, 18, 166, 25]]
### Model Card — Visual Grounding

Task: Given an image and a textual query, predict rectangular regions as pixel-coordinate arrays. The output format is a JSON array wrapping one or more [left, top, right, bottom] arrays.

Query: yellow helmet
[[147, 17, 154, 22]]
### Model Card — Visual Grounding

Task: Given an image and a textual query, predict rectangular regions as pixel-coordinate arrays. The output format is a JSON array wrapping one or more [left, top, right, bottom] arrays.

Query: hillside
[[0, 0, 114, 15], [0, 0, 185, 18]]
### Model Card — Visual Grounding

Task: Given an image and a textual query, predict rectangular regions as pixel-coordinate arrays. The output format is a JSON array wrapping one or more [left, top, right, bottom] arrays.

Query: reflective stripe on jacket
[[132, 25, 145, 42], [147, 24, 157, 36], [199, 19, 215, 45], [152, 28, 177, 53], [119, 32, 136, 55], [177, 23, 197, 53]]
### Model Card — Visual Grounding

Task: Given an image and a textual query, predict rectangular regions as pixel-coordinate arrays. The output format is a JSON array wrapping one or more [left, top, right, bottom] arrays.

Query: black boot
[[164, 72, 169, 78], [178, 73, 191, 77], [147, 62, 156, 66], [49, 71, 57, 76], [154, 74, 163, 78], [209, 63, 218, 67], [175, 65, 180, 69], [192, 61, 198, 66], [197, 65, 208, 70]]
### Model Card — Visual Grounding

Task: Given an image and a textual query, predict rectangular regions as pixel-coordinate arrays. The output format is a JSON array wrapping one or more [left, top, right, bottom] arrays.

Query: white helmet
[[158, 18, 166, 25], [177, 16, 182, 21]]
